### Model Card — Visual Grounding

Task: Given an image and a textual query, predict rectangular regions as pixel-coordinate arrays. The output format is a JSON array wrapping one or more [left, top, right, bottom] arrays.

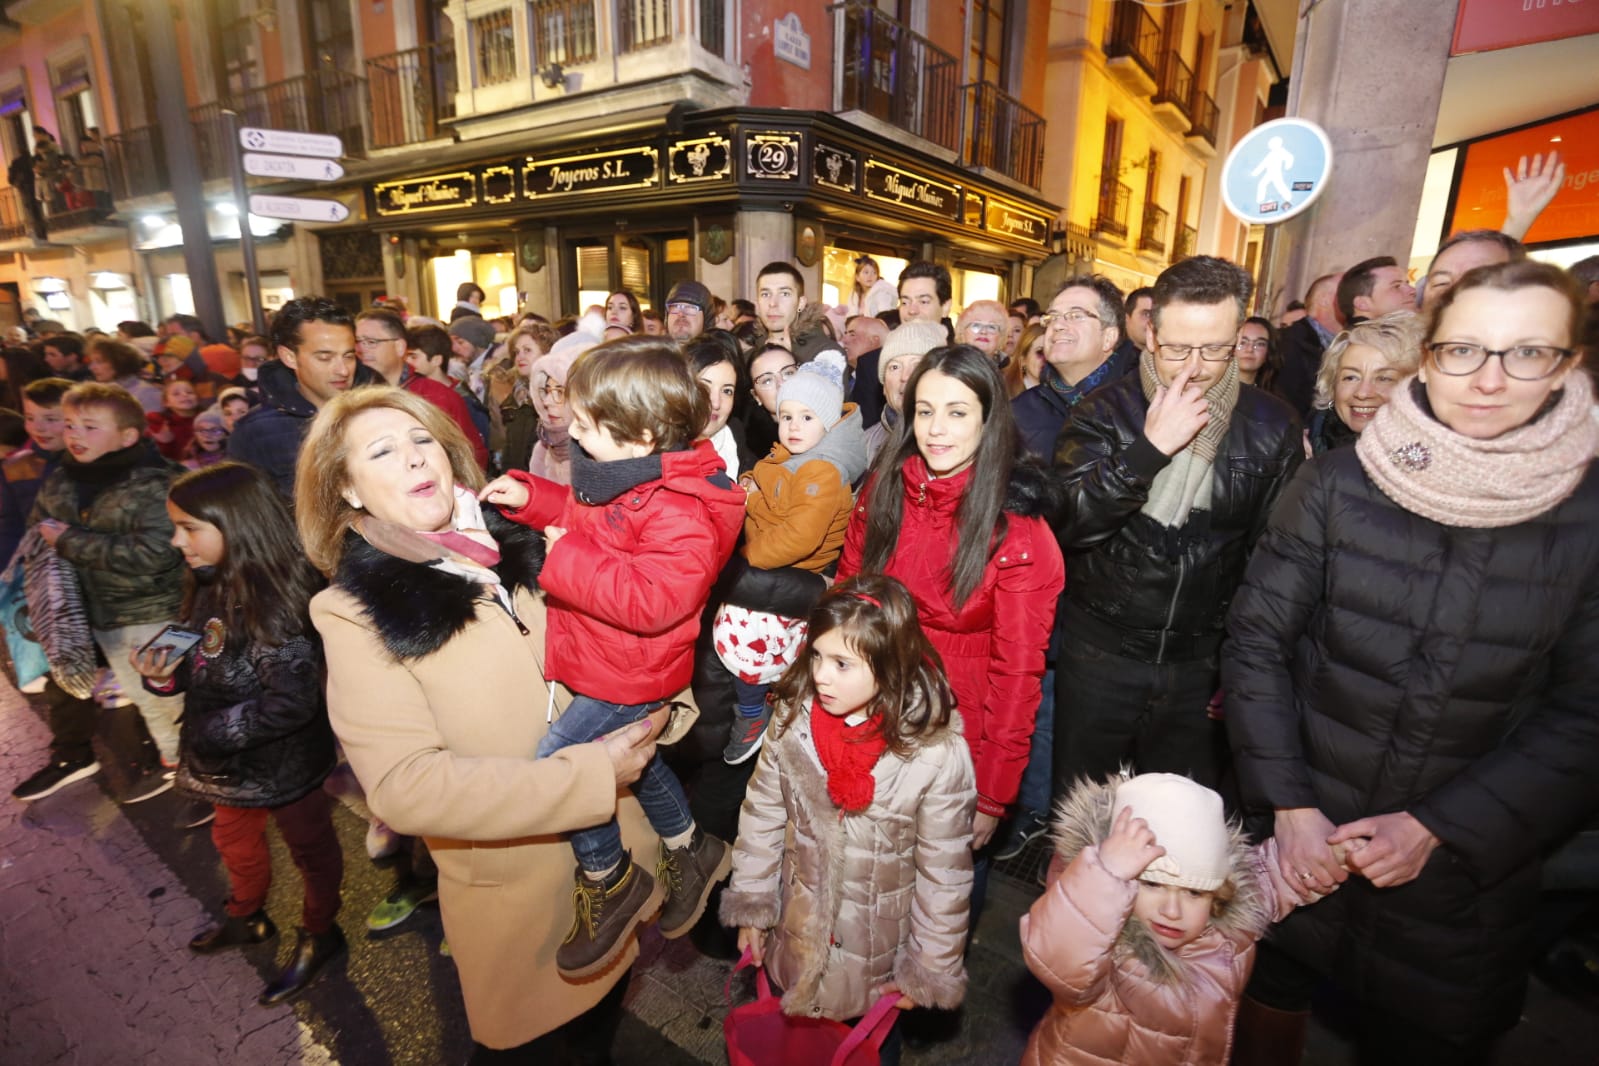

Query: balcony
[[1103, 3, 1160, 96], [1138, 202, 1168, 256], [1175, 224, 1198, 261], [961, 81, 1045, 188], [0, 185, 37, 243], [1187, 90, 1219, 156], [1094, 177, 1131, 240], [105, 125, 165, 202], [832, 1, 960, 154], [368, 40, 458, 149], [234, 69, 368, 157], [618, 0, 673, 54], [1152, 51, 1193, 132]]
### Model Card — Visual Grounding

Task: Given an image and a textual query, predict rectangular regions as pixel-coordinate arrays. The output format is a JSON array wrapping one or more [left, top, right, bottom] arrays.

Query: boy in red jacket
[[481, 337, 745, 980]]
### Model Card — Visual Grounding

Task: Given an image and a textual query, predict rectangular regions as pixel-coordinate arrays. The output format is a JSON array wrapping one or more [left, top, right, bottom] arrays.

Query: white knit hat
[[1111, 773, 1231, 891], [777, 349, 847, 428]]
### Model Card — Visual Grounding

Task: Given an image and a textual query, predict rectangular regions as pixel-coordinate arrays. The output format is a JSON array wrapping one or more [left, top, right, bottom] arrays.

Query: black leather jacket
[[1052, 375, 1302, 662]]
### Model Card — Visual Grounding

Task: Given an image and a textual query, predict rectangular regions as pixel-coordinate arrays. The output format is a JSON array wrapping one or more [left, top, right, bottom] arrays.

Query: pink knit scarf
[[1356, 373, 1598, 529]]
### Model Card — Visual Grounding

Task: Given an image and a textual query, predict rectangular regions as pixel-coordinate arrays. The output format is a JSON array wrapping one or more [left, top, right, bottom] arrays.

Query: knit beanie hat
[[200, 342, 241, 379], [876, 320, 948, 384], [448, 315, 497, 352], [1111, 773, 1231, 891], [778, 349, 847, 428], [192, 407, 226, 433]]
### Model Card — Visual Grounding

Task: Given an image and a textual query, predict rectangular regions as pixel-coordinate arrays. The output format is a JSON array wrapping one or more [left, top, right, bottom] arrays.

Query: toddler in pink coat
[[1020, 773, 1334, 1065]]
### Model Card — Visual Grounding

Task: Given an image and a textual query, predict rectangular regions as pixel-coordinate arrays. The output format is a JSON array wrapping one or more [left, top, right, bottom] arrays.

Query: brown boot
[[556, 855, 663, 980], [655, 830, 732, 939], [1230, 995, 1310, 1066]]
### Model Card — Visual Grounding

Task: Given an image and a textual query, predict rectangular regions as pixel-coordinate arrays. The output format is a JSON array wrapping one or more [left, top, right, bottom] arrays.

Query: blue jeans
[[1014, 667, 1055, 818], [536, 693, 694, 875]]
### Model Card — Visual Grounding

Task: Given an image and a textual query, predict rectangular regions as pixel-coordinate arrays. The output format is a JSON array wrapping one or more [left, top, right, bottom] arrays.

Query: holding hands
[[1144, 367, 1210, 456], [1099, 806, 1167, 881]]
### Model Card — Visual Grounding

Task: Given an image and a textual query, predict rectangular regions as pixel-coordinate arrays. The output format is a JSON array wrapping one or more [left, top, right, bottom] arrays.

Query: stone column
[[1263, 0, 1461, 311]]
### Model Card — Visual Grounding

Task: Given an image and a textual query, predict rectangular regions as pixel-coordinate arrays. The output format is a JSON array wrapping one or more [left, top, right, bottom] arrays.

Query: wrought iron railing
[[700, 0, 727, 57], [1189, 89, 1219, 146], [369, 40, 458, 148], [1103, 2, 1161, 85], [0, 185, 34, 240], [618, 0, 672, 53], [832, 1, 960, 152], [961, 81, 1045, 189], [188, 101, 235, 185], [234, 68, 368, 155], [471, 10, 518, 85], [535, 0, 598, 67], [1153, 51, 1193, 120], [104, 125, 166, 201], [1175, 224, 1198, 261], [1139, 202, 1169, 255], [1095, 177, 1131, 239]]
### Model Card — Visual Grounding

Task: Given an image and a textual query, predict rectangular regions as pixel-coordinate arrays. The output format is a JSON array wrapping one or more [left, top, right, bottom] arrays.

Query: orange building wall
[[743, 1, 834, 112], [360, 1, 399, 60]]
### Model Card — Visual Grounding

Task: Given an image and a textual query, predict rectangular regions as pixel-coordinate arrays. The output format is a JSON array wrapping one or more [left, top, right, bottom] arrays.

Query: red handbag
[[724, 949, 901, 1066]]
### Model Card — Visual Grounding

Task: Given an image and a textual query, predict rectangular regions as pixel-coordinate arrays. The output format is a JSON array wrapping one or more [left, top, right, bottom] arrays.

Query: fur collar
[[332, 508, 545, 661], [1049, 774, 1271, 985], [1003, 457, 1063, 520]]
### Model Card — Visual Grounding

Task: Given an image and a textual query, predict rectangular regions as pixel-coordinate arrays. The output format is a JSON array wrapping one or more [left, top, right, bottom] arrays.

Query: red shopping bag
[[724, 949, 900, 1066]]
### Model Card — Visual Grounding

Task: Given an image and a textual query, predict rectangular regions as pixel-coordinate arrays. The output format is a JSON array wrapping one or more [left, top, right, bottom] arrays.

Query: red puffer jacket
[[837, 455, 1064, 817], [503, 440, 745, 704]]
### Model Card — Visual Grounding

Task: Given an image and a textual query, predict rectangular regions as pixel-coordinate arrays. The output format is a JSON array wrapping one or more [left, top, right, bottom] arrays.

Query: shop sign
[[812, 142, 857, 192], [372, 171, 479, 216], [1448, 107, 1599, 246], [745, 132, 802, 181], [862, 160, 960, 221], [669, 135, 733, 184], [1452, 0, 1599, 55], [986, 198, 1051, 245], [964, 191, 985, 229], [482, 165, 518, 204], [523, 146, 659, 198]]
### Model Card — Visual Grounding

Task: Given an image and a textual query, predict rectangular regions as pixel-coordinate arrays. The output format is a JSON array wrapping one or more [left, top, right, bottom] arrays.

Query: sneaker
[[656, 830, 732, 939], [176, 798, 216, 830], [557, 855, 663, 980], [365, 879, 438, 932], [723, 705, 772, 765], [19, 675, 47, 695], [121, 764, 176, 804], [12, 756, 100, 801], [995, 811, 1049, 862]]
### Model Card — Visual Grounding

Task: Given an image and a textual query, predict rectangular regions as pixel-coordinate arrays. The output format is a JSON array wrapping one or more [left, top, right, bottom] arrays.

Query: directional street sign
[[238, 127, 344, 160], [1221, 118, 1333, 226], [248, 193, 350, 224], [242, 152, 345, 182]]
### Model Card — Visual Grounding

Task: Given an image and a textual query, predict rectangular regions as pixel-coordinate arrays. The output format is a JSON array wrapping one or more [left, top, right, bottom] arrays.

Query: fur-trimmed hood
[[1049, 774, 1272, 984], [1003, 456, 1065, 521], [331, 508, 545, 661]]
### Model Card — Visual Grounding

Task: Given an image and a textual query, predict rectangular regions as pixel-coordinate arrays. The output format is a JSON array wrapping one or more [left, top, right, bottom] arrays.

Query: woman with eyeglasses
[[1223, 261, 1599, 1065], [742, 343, 796, 461], [1233, 315, 1281, 393], [1304, 311, 1423, 455]]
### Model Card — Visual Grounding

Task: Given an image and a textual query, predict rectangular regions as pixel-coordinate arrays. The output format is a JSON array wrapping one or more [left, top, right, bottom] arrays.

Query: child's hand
[[737, 474, 757, 494], [738, 927, 766, 967], [1098, 806, 1166, 881], [130, 644, 180, 681], [873, 981, 915, 1010], [544, 525, 567, 548], [478, 476, 529, 510], [37, 519, 67, 547]]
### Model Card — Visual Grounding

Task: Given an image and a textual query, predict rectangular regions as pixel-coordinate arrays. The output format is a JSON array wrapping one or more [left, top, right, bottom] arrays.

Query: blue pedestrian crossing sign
[[1221, 118, 1333, 226]]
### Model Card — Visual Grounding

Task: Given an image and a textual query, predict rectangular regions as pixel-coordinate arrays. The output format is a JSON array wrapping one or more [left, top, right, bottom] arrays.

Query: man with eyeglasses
[[664, 279, 714, 341], [1012, 276, 1136, 461], [955, 299, 1010, 362], [356, 309, 487, 469], [1049, 256, 1301, 795]]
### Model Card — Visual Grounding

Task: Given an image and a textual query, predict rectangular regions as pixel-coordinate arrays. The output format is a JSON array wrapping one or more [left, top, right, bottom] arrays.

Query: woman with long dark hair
[[838, 345, 1063, 862], [604, 290, 641, 333], [130, 461, 342, 1006]]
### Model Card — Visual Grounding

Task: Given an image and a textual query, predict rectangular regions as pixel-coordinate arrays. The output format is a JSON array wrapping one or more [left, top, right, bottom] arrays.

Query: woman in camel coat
[[296, 387, 661, 1059]]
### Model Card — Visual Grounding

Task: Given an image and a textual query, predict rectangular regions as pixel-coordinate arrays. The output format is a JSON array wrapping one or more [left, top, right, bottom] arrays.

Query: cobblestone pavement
[[3, 673, 1595, 1065]]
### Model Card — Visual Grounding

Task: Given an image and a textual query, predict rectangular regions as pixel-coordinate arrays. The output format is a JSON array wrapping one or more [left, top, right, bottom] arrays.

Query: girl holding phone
[[131, 461, 345, 1007]]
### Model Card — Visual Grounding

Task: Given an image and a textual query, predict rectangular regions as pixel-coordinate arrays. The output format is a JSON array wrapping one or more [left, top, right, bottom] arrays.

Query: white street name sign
[[238, 127, 344, 159], [248, 194, 351, 224], [242, 153, 345, 182]]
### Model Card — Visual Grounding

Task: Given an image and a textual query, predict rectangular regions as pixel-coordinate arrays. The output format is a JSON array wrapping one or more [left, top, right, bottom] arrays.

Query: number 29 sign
[[745, 132, 801, 181]]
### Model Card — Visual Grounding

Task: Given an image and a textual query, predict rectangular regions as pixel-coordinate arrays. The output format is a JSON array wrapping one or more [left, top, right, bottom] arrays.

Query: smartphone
[[138, 624, 204, 660]]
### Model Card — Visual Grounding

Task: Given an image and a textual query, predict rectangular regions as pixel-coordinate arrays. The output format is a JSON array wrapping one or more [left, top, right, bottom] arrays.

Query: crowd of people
[[2, 223, 1598, 1066]]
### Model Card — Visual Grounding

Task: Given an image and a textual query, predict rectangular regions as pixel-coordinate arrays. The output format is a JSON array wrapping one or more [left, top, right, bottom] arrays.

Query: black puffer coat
[[1053, 374, 1302, 662], [1222, 447, 1599, 1042], [154, 622, 334, 809]]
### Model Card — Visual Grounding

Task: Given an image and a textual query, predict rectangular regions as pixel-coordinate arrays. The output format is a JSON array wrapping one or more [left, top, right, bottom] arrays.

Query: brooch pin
[[1389, 442, 1432, 472]]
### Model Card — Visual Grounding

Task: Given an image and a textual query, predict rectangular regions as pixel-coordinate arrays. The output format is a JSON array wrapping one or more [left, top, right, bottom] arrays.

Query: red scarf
[[809, 701, 888, 813]]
